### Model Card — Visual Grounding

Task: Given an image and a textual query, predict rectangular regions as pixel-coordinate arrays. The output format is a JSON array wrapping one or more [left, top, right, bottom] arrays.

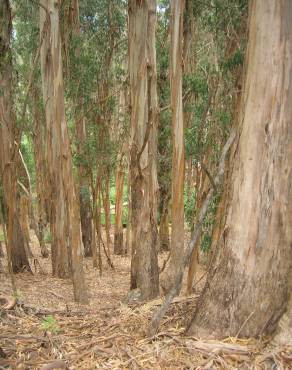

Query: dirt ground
[[0, 233, 291, 369]]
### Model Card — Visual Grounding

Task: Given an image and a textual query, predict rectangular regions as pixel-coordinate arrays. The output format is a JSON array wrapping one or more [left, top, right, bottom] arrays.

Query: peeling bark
[[40, 0, 87, 302], [129, 0, 159, 300], [161, 0, 185, 293]]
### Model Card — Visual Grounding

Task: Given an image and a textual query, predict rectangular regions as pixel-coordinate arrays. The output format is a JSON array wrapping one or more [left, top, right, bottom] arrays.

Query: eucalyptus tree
[[189, 0, 292, 343], [161, 0, 185, 293], [128, 0, 159, 300], [40, 0, 87, 302], [0, 0, 30, 273]]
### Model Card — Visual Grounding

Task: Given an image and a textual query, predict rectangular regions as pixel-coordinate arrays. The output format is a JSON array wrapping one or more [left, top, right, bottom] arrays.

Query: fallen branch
[[159, 252, 170, 274], [0, 296, 17, 310], [100, 236, 114, 269], [148, 130, 236, 336], [40, 360, 68, 370]]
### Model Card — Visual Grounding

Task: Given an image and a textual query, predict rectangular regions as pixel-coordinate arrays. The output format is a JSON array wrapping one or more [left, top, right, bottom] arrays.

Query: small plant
[[12, 289, 22, 299], [41, 315, 60, 334]]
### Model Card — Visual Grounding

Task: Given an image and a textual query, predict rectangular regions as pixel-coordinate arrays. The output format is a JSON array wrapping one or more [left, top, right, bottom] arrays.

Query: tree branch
[[200, 162, 217, 192]]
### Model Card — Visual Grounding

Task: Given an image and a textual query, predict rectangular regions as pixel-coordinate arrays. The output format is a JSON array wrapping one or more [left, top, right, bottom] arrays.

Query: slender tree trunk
[[186, 160, 209, 294], [188, 0, 292, 340], [40, 0, 87, 302], [77, 116, 92, 257], [125, 171, 131, 255], [159, 196, 170, 251], [161, 0, 185, 293], [31, 86, 49, 258], [102, 171, 112, 257], [129, 0, 159, 300], [0, 0, 30, 275], [114, 155, 125, 255], [148, 0, 159, 248]]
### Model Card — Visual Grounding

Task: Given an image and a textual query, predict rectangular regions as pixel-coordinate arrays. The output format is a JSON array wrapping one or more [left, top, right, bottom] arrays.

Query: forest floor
[[0, 231, 291, 369]]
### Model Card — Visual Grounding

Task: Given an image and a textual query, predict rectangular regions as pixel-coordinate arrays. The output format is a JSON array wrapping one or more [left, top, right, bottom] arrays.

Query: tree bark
[[40, 0, 70, 278], [161, 0, 185, 293], [0, 0, 30, 274], [128, 0, 159, 300], [159, 195, 170, 251], [76, 116, 92, 258], [31, 86, 49, 258], [188, 0, 292, 340], [114, 154, 125, 255], [102, 171, 112, 257], [40, 0, 87, 302]]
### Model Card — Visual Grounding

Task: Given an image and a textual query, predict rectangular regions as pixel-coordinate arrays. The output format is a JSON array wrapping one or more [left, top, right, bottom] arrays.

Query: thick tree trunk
[[0, 0, 30, 274], [19, 195, 31, 246], [12, 195, 31, 272], [114, 155, 125, 255], [161, 0, 185, 293], [40, 0, 87, 302], [40, 0, 70, 278], [129, 0, 159, 300], [189, 0, 292, 340]]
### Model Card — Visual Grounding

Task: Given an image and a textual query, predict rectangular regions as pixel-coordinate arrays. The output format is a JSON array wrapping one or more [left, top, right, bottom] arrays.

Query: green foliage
[[12, 289, 22, 299], [44, 229, 52, 244], [184, 188, 197, 229], [41, 315, 60, 334]]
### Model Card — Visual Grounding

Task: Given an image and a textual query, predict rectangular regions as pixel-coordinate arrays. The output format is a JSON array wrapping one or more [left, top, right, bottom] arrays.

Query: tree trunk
[[161, 0, 185, 293], [148, 0, 159, 249], [186, 161, 209, 294], [128, 0, 159, 300], [188, 0, 292, 340], [40, 0, 70, 278], [102, 171, 112, 257], [40, 0, 87, 302], [0, 0, 30, 275], [19, 195, 31, 246], [125, 172, 131, 255], [31, 86, 49, 258], [77, 116, 92, 258], [114, 155, 125, 255], [159, 196, 170, 251], [12, 195, 32, 272]]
